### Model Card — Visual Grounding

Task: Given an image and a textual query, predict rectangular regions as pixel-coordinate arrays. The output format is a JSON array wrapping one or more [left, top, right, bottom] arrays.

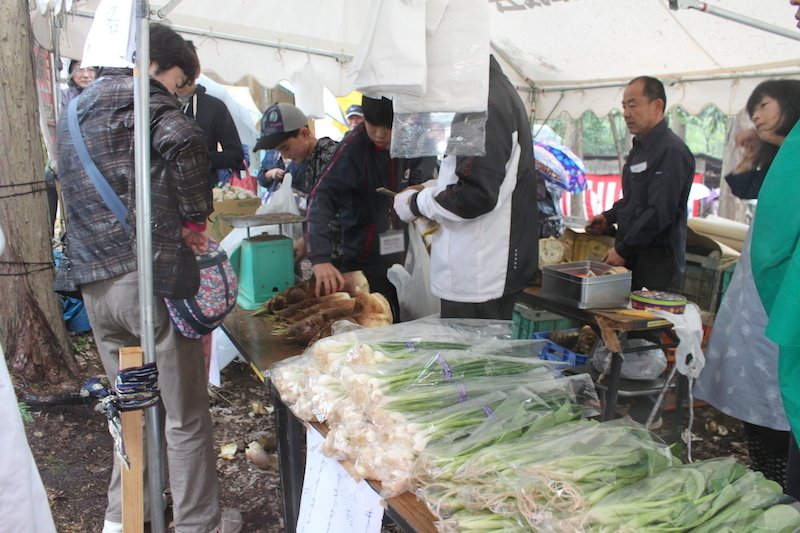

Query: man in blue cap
[[345, 104, 365, 130]]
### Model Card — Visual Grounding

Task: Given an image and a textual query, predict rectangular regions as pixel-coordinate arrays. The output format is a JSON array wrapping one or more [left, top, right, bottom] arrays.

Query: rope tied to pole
[[81, 362, 160, 469]]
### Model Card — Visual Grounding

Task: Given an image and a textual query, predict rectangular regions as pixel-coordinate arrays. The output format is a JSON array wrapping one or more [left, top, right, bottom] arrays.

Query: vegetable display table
[[519, 286, 683, 428], [221, 305, 438, 533]]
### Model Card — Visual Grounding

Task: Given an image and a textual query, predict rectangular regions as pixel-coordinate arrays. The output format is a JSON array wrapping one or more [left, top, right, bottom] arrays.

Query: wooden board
[[119, 347, 144, 533], [521, 286, 673, 331], [220, 212, 305, 228]]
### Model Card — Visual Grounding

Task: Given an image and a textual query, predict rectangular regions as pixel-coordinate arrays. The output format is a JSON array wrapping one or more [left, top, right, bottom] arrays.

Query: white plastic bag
[[387, 225, 439, 321], [592, 339, 668, 381], [257, 174, 303, 240]]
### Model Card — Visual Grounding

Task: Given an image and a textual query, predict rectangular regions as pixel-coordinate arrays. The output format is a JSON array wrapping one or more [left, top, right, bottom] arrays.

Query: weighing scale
[[221, 212, 305, 310]]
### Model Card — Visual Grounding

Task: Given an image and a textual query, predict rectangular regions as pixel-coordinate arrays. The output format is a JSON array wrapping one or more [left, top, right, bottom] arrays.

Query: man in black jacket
[[587, 76, 695, 291], [305, 96, 437, 316], [177, 47, 244, 186]]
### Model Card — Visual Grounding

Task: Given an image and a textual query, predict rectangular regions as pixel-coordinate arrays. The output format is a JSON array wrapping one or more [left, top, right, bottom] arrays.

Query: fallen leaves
[[219, 442, 238, 460]]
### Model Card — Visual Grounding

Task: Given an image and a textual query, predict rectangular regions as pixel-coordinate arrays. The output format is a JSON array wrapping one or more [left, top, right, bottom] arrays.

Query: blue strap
[[67, 98, 131, 233]]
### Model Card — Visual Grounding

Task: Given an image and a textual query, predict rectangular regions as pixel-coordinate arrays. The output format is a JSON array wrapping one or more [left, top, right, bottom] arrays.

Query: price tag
[[379, 229, 405, 255]]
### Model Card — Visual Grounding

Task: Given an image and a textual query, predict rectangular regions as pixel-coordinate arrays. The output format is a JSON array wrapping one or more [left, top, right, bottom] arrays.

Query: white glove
[[393, 189, 418, 223]]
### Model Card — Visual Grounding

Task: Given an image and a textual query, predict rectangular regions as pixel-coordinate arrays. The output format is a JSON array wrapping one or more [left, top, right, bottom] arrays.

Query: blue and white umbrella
[[534, 141, 587, 193]]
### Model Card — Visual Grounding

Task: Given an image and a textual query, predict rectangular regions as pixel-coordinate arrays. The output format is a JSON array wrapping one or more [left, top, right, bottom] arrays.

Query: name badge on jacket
[[380, 230, 405, 255], [630, 162, 647, 173]]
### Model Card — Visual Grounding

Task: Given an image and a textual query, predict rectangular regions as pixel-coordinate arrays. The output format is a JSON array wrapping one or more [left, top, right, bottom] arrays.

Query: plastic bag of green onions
[[268, 352, 320, 421], [416, 419, 677, 527], [309, 316, 518, 373], [354, 379, 597, 497], [565, 457, 800, 533], [435, 509, 530, 533], [337, 345, 555, 411], [411, 376, 600, 484]]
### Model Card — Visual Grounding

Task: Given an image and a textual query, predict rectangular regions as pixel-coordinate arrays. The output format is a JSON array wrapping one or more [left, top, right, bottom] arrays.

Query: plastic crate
[[512, 303, 581, 340], [532, 330, 588, 368], [668, 253, 736, 315]]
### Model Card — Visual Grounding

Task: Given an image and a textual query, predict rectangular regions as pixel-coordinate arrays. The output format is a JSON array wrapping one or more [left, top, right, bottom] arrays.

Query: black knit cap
[[361, 96, 393, 129]]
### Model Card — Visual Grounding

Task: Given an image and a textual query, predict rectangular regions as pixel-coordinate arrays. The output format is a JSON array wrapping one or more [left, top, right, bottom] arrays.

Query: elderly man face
[[792, 0, 800, 28], [622, 79, 664, 137]]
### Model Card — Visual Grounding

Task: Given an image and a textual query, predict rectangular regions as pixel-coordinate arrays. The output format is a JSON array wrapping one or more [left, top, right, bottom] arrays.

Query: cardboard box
[[560, 227, 615, 262], [208, 198, 261, 242]]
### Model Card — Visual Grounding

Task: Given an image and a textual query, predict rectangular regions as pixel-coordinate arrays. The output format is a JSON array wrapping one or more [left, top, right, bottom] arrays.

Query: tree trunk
[[718, 111, 752, 223], [563, 115, 586, 220], [608, 113, 626, 175], [669, 108, 687, 142], [0, 1, 76, 386]]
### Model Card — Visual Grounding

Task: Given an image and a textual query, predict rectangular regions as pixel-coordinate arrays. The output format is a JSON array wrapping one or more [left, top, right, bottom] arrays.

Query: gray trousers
[[83, 271, 221, 532]]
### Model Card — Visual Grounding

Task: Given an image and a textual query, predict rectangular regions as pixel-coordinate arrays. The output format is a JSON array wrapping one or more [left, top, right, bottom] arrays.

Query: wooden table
[[221, 305, 439, 533], [221, 305, 302, 381], [519, 287, 683, 427]]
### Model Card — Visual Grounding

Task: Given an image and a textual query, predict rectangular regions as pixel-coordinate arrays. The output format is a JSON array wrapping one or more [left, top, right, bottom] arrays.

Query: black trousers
[[743, 422, 790, 488], [440, 290, 520, 320]]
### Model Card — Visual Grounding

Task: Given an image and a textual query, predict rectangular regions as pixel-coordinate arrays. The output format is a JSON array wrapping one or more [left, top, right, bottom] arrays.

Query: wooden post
[[119, 347, 145, 533]]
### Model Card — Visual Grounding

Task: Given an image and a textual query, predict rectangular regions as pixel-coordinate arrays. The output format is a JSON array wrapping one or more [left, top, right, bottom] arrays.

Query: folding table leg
[[602, 351, 623, 421], [272, 385, 305, 533]]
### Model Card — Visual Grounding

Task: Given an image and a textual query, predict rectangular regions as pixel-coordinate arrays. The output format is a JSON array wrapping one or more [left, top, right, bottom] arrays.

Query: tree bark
[[563, 115, 586, 220], [0, 1, 76, 386], [608, 113, 626, 175], [718, 111, 752, 223]]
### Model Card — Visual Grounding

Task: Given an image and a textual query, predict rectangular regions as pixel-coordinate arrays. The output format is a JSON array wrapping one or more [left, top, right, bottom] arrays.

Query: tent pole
[[134, 2, 166, 532], [73, 9, 352, 63], [155, 0, 186, 19], [670, 0, 800, 42]]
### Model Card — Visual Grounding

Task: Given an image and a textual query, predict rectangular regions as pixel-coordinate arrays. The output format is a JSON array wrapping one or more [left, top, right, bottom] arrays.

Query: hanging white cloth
[[350, 0, 427, 98], [290, 62, 326, 120]]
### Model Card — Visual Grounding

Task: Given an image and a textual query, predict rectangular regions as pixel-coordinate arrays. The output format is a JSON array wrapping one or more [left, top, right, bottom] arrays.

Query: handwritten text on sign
[[296, 427, 384, 533]]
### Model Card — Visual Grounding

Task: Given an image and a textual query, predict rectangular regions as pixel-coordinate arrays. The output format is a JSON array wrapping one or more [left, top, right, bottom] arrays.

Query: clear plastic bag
[[565, 457, 797, 533], [391, 111, 488, 158], [592, 338, 668, 381], [268, 353, 319, 422], [412, 377, 601, 486], [424, 419, 675, 529], [390, 0, 491, 159]]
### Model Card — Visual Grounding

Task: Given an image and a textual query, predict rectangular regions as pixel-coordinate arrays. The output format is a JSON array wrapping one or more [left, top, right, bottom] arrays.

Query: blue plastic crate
[[533, 330, 588, 369]]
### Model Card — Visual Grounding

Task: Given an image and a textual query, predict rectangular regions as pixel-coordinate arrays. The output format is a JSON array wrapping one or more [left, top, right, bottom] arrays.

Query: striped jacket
[[56, 70, 213, 299]]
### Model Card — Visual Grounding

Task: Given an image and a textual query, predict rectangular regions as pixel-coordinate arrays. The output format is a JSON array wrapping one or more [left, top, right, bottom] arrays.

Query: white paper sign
[[296, 427, 385, 533], [81, 0, 136, 69]]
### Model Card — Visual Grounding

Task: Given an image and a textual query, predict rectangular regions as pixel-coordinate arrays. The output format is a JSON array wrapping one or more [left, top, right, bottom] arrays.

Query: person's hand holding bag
[[393, 185, 424, 223]]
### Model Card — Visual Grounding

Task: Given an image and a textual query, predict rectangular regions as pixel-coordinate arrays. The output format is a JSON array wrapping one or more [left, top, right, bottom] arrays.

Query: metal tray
[[541, 261, 631, 309]]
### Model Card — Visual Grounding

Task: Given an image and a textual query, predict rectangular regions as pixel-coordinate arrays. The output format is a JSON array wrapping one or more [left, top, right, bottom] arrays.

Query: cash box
[[541, 261, 632, 309]]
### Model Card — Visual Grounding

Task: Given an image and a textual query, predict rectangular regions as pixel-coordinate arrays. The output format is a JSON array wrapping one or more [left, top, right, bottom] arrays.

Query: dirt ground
[[19, 333, 750, 533]]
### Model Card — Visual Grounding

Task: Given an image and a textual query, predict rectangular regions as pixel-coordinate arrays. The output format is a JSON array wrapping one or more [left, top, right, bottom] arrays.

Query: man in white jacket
[[393, 55, 538, 319]]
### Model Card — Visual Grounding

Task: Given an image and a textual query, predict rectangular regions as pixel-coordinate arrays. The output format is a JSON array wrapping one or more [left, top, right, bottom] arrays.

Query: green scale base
[[231, 234, 295, 310]]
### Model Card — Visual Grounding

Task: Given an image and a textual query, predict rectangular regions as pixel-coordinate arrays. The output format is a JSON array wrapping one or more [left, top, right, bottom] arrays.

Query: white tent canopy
[[492, 0, 800, 117], [31, 0, 800, 117]]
